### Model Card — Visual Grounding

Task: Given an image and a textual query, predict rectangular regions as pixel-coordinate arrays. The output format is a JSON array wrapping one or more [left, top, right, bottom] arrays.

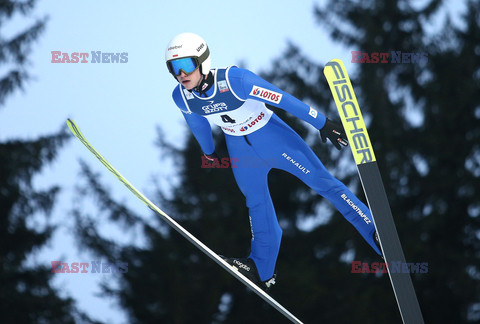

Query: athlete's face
[[176, 68, 203, 90]]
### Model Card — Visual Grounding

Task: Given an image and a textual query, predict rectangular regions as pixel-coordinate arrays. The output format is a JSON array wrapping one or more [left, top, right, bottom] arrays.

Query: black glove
[[320, 118, 348, 150]]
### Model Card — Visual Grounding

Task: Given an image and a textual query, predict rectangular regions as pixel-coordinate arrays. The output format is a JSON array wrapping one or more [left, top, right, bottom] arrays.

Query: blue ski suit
[[171, 66, 381, 281]]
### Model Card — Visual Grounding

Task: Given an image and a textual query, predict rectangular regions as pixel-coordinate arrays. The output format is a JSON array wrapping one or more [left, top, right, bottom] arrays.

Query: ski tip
[[66, 118, 81, 137], [324, 58, 346, 72], [66, 118, 74, 129]]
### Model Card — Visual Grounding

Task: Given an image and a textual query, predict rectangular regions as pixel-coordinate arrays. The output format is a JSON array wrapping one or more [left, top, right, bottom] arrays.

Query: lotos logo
[[246, 112, 265, 128], [240, 126, 248, 132], [249, 86, 283, 104]]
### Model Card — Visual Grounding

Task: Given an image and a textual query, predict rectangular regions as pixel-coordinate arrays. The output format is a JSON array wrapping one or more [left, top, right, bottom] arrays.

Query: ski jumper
[[171, 66, 381, 281]]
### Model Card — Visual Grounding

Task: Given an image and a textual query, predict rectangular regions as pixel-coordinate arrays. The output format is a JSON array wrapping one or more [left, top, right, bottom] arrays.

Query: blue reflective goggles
[[167, 57, 199, 76]]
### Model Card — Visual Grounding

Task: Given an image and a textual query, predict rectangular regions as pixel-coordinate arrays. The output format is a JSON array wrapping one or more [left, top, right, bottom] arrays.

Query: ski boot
[[221, 256, 276, 291]]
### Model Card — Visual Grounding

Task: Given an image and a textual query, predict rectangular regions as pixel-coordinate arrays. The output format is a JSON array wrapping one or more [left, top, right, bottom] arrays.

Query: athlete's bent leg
[[225, 135, 282, 281], [249, 116, 381, 255]]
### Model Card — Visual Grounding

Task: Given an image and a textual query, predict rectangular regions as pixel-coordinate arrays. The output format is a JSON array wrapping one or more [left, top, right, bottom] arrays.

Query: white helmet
[[165, 32, 211, 76]]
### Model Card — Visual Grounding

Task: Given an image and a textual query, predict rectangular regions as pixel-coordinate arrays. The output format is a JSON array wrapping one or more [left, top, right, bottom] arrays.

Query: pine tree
[[311, 0, 480, 322], [0, 1, 97, 323]]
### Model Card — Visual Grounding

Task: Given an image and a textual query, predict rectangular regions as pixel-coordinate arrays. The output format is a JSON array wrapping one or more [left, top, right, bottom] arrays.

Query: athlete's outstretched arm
[[182, 112, 215, 155], [172, 87, 215, 155], [227, 67, 327, 129]]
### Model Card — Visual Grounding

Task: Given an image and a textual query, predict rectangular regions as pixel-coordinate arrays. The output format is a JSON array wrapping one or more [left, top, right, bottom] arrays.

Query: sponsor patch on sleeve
[[249, 86, 283, 104], [309, 107, 318, 118], [218, 80, 229, 93]]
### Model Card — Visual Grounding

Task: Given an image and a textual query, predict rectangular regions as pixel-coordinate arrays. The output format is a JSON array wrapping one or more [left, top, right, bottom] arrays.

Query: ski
[[66, 119, 303, 324], [323, 59, 424, 324]]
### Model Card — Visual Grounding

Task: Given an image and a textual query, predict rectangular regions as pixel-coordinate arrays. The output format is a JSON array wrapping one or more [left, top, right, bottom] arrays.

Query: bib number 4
[[221, 114, 236, 124]]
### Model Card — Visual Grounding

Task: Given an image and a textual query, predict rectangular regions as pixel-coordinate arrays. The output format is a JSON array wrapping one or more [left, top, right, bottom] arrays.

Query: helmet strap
[[193, 71, 213, 97]]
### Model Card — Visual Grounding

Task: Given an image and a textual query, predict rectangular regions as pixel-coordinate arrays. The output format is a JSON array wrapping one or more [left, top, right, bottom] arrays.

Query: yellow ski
[[66, 118, 303, 324], [324, 59, 424, 324]]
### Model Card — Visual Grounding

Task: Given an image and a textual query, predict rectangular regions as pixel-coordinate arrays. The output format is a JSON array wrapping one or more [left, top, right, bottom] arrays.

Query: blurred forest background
[[1, 0, 479, 323]]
